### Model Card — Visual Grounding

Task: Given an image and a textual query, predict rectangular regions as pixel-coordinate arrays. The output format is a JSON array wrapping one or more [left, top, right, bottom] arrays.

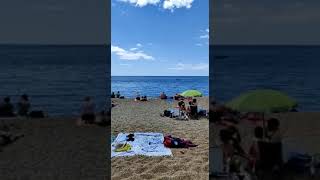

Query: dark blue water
[[211, 45, 320, 111], [0, 45, 108, 116], [112, 76, 209, 98]]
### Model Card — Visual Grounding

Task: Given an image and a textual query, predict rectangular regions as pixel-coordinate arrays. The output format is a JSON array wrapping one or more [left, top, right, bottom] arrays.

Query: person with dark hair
[[116, 91, 120, 98], [135, 92, 141, 101], [174, 93, 183, 101], [141, 96, 147, 101], [190, 99, 198, 119], [80, 96, 96, 124], [192, 98, 198, 106], [160, 92, 167, 99], [178, 100, 185, 108], [17, 94, 30, 116], [266, 118, 281, 143], [111, 92, 115, 98], [0, 97, 15, 117]]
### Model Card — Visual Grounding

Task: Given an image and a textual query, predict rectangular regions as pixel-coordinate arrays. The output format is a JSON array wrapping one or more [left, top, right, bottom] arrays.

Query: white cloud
[[200, 34, 209, 39], [111, 45, 154, 60], [195, 43, 203, 46], [163, 0, 194, 10], [118, 0, 194, 10], [130, 48, 138, 51], [168, 62, 208, 71], [136, 43, 142, 47], [118, 0, 160, 7], [199, 28, 209, 39], [119, 63, 131, 66]]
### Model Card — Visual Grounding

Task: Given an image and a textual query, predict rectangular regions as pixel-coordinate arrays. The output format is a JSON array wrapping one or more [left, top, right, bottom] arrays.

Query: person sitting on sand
[[160, 92, 167, 99], [17, 94, 31, 117], [140, 96, 147, 101], [135, 92, 141, 101], [116, 91, 120, 98], [111, 92, 115, 98], [174, 94, 183, 101], [0, 97, 15, 117], [80, 96, 96, 124]]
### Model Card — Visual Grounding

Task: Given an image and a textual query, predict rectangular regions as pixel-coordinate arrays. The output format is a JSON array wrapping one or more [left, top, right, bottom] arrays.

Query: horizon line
[[111, 75, 209, 77]]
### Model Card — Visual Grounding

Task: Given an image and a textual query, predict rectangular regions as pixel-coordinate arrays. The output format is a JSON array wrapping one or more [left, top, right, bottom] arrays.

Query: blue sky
[[111, 0, 208, 76]]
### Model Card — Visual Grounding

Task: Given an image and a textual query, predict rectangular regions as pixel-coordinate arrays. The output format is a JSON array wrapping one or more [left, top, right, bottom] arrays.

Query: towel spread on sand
[[111, 132, 172, 157]]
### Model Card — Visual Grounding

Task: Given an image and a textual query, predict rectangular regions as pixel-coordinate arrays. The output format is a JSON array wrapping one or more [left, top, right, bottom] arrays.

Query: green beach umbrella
[[226, 89, 297, 113], [226, 89, 297, 139], [181, 90, 202, 97]]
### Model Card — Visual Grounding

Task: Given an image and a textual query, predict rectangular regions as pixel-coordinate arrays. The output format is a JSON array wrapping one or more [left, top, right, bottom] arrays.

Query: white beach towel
[[111, 132, 172, 157]]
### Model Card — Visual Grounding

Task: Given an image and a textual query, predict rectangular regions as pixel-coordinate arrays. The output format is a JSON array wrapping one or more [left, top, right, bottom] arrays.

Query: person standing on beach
[[80, 96, 96, 124], [116, 91, 120, 98], [17, 94, 31, 117], [0, 97, 15, 117]]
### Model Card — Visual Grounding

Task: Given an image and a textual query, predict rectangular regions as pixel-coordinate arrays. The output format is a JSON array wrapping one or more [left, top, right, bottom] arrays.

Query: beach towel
[[111, 132, 172, 157]]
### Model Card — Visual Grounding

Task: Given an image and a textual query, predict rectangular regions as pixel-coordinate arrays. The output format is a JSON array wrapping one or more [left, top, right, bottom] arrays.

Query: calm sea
[[111, 76, 209, 98], [0, 45, 108, 116], [211, 45, 320, 111]]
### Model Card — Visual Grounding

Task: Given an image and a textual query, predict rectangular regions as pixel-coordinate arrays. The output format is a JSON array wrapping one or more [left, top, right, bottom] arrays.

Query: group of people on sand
[[77, 96, 109, 126], [177, 98, 199, 119], [111, 91, 124, 99], [0, 94, 31, 117], [135, 92, 147, 101], [217, 114, 282, 177]]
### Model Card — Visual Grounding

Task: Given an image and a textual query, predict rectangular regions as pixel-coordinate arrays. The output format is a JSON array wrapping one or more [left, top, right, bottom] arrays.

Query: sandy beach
[[111, 97, 209, 180], [0, 117, 108, 180]]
